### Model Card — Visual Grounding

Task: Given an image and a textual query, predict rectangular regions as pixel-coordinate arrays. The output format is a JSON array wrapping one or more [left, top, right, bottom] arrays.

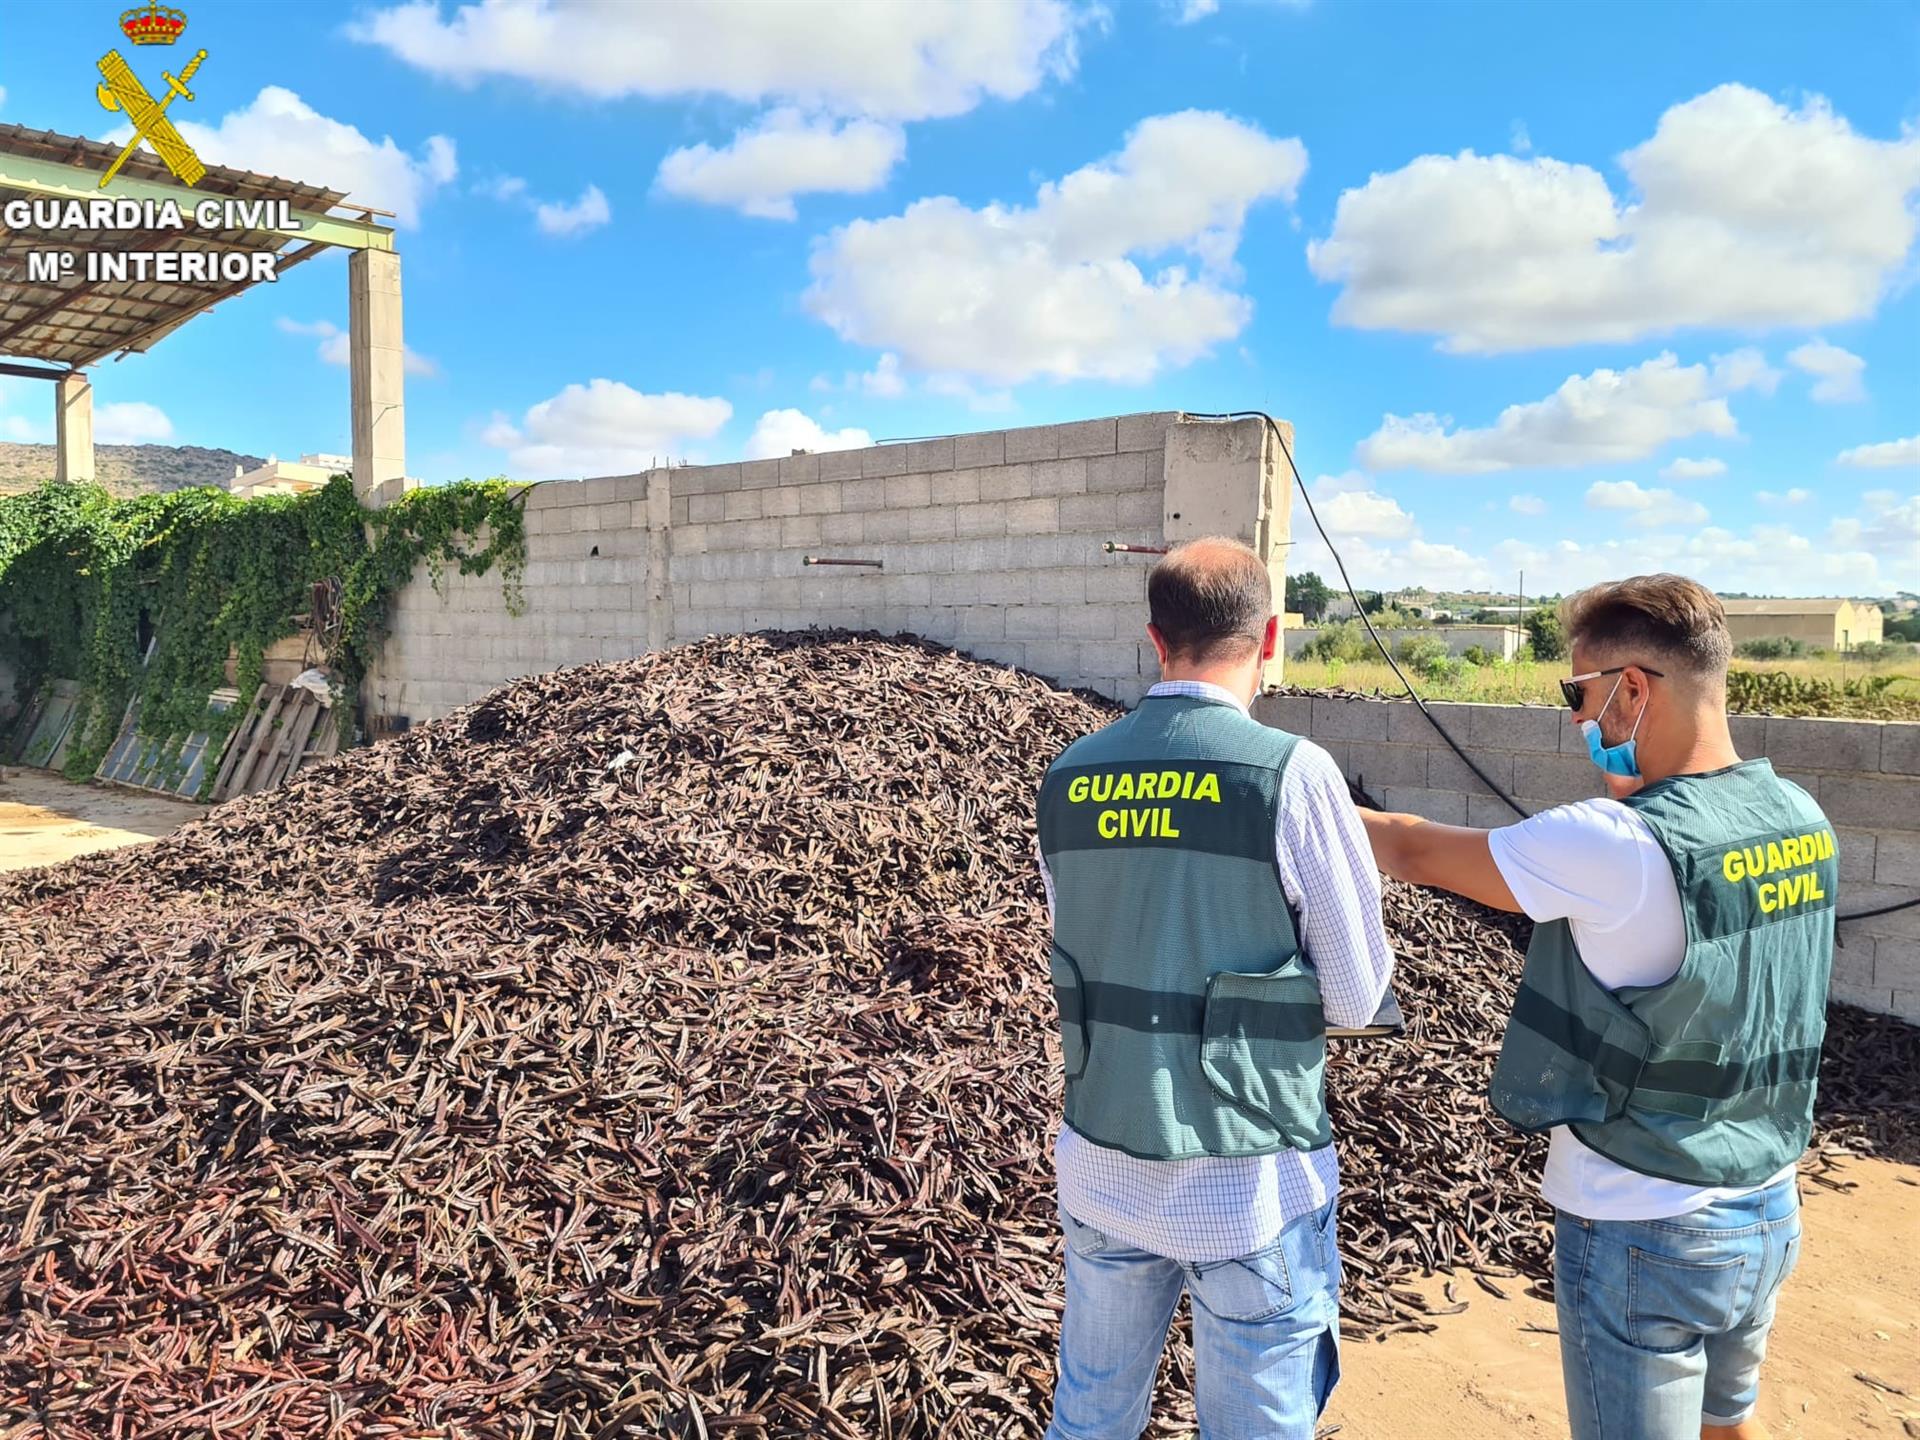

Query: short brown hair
[[1148, 537, 1272, 663], [1561, 574, 1732, 677]]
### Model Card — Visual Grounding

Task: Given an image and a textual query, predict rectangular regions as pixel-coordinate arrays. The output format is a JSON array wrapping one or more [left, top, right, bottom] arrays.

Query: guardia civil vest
[[1490, 759, 1835, 1187], [1036, 693, 1330, 1161]]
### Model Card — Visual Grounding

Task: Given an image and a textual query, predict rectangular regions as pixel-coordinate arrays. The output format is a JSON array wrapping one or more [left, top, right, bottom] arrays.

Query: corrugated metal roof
[[0, 123, 353, 368]]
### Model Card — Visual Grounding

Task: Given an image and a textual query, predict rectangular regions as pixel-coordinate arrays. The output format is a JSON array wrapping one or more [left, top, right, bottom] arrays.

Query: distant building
[[1720, 598, 1885, 651], [230, 453, 351, 499]]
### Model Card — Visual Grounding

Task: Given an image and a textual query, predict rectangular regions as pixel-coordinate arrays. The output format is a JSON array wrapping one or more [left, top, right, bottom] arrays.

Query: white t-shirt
[[1487, 798, 1797, 1221]]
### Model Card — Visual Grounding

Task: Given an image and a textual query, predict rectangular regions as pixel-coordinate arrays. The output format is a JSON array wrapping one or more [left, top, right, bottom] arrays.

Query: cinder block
[[979, 465, 1034, 502], [1060, 493, 1119, 531], [1115, 490, 1160, 527], [1086, 451, 1151, 494], [1005, 498, 1060, 535], [1079, 640, 1142, 678], [885, 573, 933, 607], [1819, 775, 1920, 831], [759, 486, 803, 519], [1031, 458, 1089, 497], [861, 445, 909, 478], [1764, 717, 1882, 773], [1310, 696, 1390, 741], [1023, 642, 1082, 682], [908, 506, 955, 542], [1005, 424, 1062, 463], [1252, 694, 1313, 735], [1469, 704, 1564, 753], [1059, 606, 1120, 639], [966, 639, 1028, 671], [779, 453, 822, 485], [819, 450, 865, 482], [685, 492, 723, 525], [1881, 724, 1920, 775], [863, 510, 912, 542], [1875, 830, 1920, 888], [1513, 751, 1605, 805], [955, 502, 1007, 538], [1844, 884, 1920, 941], [1469, 792, 1531, 829], [1890, 989, 1920, 1023], [1311, 738, 1353, 777], [884, 474, 932, 509], [841, 477, 885, 512], [821, 513, 864, 544], [1380, 785, 1469, 826], [1117, 412, 1179, 453], [1874, 937, 1920, 991], [724, 490, 762, 522], [781, 515, 824, 548], [1389, 700, 1472, 747], [791, 482, 839, 517], [1031, 569, 1087, 605], [1834, 829, 1878, 884], [575, 474, 626, 506], [932, 469, 981, 505], [959, 606, 1008, 641], [1085, 566, 1147, 603], [1347, 741, 1429, 790], [1728, 714, 1766, 755], [1005, 606, 1058, 640], [737, 459, 781, 491], [954, 429, 1006, 469], [1430, 746, 1516, 797], [668, 496, 691, 527], [1056, 417, 1119, 457], [906, 437, 956, 473]]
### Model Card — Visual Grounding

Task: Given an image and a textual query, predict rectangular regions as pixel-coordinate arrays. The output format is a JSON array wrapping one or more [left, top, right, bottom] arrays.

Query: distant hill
[[0, 444, 267, 498]]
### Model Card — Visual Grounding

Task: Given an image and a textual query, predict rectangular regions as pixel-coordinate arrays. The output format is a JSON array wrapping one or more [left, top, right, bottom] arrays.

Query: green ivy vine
[[0, 474, 527, 794]]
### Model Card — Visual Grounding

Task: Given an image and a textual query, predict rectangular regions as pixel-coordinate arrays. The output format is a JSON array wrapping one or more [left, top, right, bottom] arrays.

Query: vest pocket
[[1199, 965, 1329, 1149], [1049, 944, 1090, 1082]]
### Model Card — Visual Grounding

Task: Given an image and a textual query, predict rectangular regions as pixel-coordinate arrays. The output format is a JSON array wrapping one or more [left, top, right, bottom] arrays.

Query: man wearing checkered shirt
[[1035, 537, 1396, 1440]]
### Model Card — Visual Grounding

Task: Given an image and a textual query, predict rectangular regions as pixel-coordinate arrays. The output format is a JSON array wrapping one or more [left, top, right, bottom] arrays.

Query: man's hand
[[1357, 808, 1523, 914]]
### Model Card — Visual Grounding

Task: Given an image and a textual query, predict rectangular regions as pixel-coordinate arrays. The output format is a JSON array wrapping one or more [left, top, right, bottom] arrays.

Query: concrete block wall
[[364, 411, 1286, 721], [1252, 693, 1920, 1023]]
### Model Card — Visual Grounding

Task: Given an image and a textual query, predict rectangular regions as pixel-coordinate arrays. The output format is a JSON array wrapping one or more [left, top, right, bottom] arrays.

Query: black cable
[[1183, 409, 1919, 928]]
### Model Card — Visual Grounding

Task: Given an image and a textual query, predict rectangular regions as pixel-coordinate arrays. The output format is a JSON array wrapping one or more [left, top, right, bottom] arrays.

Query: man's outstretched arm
[[1359, 810, 1522, 914]]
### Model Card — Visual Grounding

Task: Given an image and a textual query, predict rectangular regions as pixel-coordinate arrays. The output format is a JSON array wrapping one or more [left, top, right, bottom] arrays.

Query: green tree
[[1359, 591, 1387, 616], [1886, 613, 1920, 644], [1524, 606, 1567, 662], [1285, 571, 1332, 623]]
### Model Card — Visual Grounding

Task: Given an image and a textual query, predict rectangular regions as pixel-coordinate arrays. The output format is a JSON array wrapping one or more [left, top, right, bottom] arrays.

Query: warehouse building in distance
[[1721, 598, 1885, 652]]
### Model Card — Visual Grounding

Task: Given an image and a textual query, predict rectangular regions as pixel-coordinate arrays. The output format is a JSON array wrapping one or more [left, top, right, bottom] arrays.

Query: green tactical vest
[[1036, 693, 1330, 1161], [1490, 759, 1836, 1188]]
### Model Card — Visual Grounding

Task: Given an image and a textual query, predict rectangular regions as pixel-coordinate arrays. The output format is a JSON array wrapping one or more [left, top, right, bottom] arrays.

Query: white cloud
[[349, 0, 1089, 121], [1786, 338, 1867, 403], [534, 183, 611, 237], [1837, 436, 1920, 468], [857, 353, 906, 398], [1584, 480, 1709, 529], [482, 380, 732, 479], [1828, 490, 1919, 574], [1309, 473, 1415, 539], [658, 110, 904, 220], [1709, 347, 1781, 396], [745, 409, 873, 460], [94, 402, 173, 445], [482, 176, 611, 236], [1510, 494, 1547, 515], [1308, 84, 1920, 352], [127, 86, 456, 227], [1660, 456, 1726, 480], [1757, 488, 1813, 506], [1178, 0, 1220, 17], [1510, 120, 1532, 155], [806, 110, 1306, 384], [0, 87, 8, 111], [276, 317, 438, 377], [1357, 352, 1761, 474]]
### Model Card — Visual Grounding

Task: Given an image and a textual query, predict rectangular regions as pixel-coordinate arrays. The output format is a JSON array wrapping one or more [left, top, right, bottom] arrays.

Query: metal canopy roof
[[0, 123, 392, 371]]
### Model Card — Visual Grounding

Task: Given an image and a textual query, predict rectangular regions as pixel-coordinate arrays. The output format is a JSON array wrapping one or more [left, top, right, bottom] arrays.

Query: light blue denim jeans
[[1045, 1198, 1342, 1440], [1555, 1173, 1803, 1439]]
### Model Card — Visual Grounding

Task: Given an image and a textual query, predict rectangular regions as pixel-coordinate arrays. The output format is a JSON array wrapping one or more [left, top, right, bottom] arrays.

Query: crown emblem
[[119, 2, 187, 45]]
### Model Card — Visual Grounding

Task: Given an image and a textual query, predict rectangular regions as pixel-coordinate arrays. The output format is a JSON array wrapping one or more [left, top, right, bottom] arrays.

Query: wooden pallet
[[209, 684, 342, 802]]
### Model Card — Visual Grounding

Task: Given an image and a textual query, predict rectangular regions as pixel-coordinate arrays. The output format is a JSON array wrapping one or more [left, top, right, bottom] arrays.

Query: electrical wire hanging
[[1185, 409, 1918, 930]]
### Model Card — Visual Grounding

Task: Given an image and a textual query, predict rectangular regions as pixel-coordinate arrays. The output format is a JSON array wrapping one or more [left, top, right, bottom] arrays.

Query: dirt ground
[[1326, 1155, 1920, 1439], [0, 768, 204, 873], [0, 771, 1913, 1439]]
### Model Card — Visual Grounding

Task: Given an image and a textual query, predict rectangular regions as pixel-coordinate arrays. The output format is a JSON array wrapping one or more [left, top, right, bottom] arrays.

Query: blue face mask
[[1578, 672, 1646, 777]]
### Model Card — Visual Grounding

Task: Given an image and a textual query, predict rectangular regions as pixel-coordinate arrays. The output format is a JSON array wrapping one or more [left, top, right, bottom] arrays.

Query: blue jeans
[[1555, 1174, 1803, 1439], [1046, 1199, 1342, 1440]]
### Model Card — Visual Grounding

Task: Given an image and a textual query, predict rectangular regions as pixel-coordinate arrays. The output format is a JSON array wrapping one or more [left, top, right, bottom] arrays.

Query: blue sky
[[1, 0, 1916, 595]]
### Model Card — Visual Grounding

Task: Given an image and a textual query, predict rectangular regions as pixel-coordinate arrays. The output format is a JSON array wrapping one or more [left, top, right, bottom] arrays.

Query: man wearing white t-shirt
[[1362, 575, 1835, 1440]]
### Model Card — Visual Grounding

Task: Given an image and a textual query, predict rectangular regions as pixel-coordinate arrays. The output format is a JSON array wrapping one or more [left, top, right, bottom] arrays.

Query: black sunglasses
[[1560, 665, 1664, 711]]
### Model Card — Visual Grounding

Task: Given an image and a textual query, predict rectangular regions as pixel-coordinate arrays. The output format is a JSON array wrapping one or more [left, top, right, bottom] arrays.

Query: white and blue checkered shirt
[[1037, 679, 1396, 1263]]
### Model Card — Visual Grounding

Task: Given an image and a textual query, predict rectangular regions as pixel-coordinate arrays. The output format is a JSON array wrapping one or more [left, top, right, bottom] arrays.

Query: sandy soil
[[0, 768, 203, 873], [1326, 1156, 1920, 1439]]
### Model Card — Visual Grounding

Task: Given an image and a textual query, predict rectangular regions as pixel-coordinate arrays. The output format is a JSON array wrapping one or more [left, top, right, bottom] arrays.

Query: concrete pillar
[[644, 468, 673, 652], [348, 248, 406, 498], [53, 371, 94, 483], [1160, 415, 1294, 686]]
